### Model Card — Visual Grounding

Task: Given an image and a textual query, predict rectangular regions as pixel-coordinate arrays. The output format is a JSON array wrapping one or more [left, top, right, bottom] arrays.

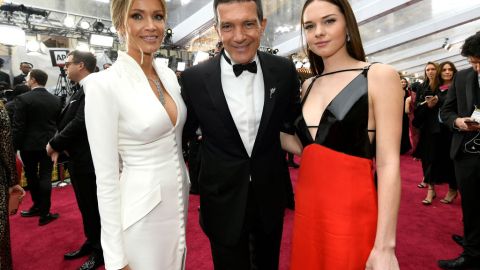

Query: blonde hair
[[110, 0, 167, 63]]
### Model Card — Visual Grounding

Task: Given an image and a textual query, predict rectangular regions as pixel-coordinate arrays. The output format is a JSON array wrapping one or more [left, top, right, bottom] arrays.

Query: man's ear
[[260, 18, 267, 34]]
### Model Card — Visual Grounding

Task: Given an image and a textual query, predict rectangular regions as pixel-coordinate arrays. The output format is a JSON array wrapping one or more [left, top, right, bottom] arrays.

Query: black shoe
[[20, 208, 40, 217], [64, 246, 92, 260], [452, 234, 465, 247], [38, 213, 59, 226], [438, 254, 480, 269], [78, 254, 104, 270]]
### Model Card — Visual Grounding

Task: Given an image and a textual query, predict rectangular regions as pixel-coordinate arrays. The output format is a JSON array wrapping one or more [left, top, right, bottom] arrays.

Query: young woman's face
[[400, 79, 408, 89], [441, 63, 454, 82], [125, 0, 165, 59], [425, 64, 437, 81], [302, 1, 348, 59]]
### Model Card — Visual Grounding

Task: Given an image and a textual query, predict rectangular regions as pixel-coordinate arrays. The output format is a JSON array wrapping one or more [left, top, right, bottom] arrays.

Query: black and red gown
[[290, 67, 378, 270]]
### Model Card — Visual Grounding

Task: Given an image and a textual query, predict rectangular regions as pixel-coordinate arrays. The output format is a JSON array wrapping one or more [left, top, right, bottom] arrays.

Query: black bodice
[[295, 66, 375, 159]]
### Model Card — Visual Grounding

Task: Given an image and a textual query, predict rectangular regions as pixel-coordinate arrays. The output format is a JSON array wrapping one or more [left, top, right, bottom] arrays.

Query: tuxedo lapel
[[252, 53, 277, 155], [465, 69, 476, 112], [203, 56, 246, 154]]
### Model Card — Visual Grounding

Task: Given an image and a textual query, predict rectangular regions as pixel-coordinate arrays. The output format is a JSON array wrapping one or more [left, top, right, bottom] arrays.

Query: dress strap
[[301, 76, 320, 106]]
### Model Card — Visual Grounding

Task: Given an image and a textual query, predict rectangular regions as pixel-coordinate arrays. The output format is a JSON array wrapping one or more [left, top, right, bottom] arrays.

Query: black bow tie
[[223, 51, 257, 77]]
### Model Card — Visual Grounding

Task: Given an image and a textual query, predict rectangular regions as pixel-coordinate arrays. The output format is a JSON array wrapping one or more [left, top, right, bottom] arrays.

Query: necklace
[[148, 77, 166, 106]]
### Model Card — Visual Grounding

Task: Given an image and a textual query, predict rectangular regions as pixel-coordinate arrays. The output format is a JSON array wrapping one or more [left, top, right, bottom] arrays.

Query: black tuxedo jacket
[[12, 87, 61, 151], [181, 52, 300, 246], [440, 68, 480, 159], [13, 74, 26, 87], [49, 87, 94, 173]]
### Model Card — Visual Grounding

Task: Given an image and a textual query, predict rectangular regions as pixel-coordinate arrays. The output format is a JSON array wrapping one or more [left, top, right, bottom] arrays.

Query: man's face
[[65, 55, 81, 82], [215, 1, 266, 64], [468, 56, 480, 74], [20, 63, 32, 74]]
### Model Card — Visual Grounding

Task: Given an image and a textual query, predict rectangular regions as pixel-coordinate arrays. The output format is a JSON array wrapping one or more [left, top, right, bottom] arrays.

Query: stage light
[[442, 38, 452, 51], [0, 24, 25, 46], [93, 21, 105, 33], [64, 15, 75, 28], [26, 39, 40, 52], [273, 48, 279, 55], [80, 21, 90, 30], [90, 34, 113, 47], [109, 26, 116, 34]]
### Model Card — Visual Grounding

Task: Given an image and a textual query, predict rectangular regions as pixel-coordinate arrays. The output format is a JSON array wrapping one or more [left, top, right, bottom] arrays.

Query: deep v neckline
[[302, 69, 365, 142], [149, 67, 179, 128]]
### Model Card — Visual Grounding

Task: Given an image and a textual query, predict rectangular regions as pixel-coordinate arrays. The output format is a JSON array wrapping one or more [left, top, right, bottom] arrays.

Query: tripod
[[54, 66, 72, 107]]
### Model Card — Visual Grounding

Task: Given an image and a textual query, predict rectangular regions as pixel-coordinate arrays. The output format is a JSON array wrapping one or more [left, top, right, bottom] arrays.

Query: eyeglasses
[[64, 61, 79, 68]]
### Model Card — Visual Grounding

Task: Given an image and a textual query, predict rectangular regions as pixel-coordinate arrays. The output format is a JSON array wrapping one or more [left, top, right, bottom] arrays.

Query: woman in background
[[0, 101, 24, 270], [400, 77, 412, 154], [412, 62, 439, 201], [437, 61, 458, 203], [289, 0, 401, 269], [84, 0, 189, 269]]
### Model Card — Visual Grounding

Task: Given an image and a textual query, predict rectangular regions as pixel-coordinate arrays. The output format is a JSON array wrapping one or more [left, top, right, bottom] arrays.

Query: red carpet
[[10, 154, 463, 269]]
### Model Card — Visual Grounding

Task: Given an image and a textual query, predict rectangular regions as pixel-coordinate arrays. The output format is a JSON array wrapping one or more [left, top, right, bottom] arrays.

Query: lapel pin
[[269, 87, 276, 99]]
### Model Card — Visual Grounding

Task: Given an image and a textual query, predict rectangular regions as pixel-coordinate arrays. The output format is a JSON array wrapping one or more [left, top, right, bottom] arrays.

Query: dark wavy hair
[[301, 0, 365, 75], [461, 32, 480, 58], [438, 61, 457, 86]]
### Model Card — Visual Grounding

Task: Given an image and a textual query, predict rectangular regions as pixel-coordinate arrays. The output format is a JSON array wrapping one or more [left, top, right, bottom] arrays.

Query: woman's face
[[400, 79, 408, 89], [441, 63, 454, 82], [124, 0, 165, 59], [302, 1, 348, 59], [425, 64, 437, 81]]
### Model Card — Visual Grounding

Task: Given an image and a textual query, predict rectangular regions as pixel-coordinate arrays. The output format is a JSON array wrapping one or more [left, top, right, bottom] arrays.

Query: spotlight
[[109, 26, 116, 34], [267, 48, 272, 53], [442, 38, 452, 51], [80, 21, 90, 30], [273, 48, 279, 55], [93, 21, 105, 33], [64, 15, 75, 28], [166, 28, 173, 37]]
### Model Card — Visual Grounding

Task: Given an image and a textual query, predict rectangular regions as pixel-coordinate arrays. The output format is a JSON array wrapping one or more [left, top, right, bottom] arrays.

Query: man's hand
[[50, 151, 59, 166], [454, 117, 480, 131], [46, 143, 54, 156]]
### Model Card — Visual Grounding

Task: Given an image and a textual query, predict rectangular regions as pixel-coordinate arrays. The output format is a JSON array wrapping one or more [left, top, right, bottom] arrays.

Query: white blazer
[[84, 51, 189, 269]]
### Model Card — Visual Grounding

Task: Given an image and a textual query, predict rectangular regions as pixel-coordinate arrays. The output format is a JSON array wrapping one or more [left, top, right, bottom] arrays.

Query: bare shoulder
[[367, 63, 401, 96]]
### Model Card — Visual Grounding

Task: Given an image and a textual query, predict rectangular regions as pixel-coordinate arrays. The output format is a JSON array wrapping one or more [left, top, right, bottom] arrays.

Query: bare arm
[[280, 132, 303, 156], [366, 64, 402, 270]]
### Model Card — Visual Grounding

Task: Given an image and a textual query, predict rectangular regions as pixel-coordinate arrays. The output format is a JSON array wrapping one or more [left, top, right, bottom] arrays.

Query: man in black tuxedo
[[438, 32, 480, 270], [12, 69, 61, 226], [13, 62, 32, 87], [181, 0, 299, 269], [46, 51, 103, 270]]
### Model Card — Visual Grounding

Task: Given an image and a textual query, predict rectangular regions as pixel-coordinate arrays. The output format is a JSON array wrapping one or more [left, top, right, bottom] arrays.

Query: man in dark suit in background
[[46, 51, 103, 270], [12, 69, 61, 226], [13, 62, 32, 86], [181, 0, 300, 269], [438, 32, 480, 270]]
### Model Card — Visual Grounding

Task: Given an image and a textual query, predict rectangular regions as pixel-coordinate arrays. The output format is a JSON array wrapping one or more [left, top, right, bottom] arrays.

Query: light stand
[[54, 66, 72, 107]]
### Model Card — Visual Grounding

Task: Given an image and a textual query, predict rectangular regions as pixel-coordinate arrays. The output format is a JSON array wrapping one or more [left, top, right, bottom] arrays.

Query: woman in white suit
[[84, 0, 189, 269]]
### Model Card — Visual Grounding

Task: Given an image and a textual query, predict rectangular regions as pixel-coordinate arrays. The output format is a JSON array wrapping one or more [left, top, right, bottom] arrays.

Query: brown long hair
[[423, 62, 439, 92], [301, 0, 366, 75]]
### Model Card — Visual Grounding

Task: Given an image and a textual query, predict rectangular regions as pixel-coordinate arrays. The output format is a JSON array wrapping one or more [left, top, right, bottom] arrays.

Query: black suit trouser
[[210, 183, 284, 270], [454, 154, 480, 258], [20, 150, 53, 216], [69, 167, 102, 255]]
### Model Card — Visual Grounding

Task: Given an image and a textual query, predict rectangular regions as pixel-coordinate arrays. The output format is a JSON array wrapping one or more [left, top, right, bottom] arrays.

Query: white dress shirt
[[221, 51, 264, 156]]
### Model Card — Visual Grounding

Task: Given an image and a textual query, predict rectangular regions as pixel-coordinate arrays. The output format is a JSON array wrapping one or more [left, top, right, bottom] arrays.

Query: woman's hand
[[8, 184, 25, 197], [365, 247, 399, 270]]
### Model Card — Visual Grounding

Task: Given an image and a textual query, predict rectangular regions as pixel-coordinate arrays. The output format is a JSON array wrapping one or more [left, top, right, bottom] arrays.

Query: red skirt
[[290, 144, 377, 270]]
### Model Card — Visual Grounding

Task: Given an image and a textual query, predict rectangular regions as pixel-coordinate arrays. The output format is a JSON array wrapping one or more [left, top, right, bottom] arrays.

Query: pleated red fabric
[[290, 144, 378, 270]]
